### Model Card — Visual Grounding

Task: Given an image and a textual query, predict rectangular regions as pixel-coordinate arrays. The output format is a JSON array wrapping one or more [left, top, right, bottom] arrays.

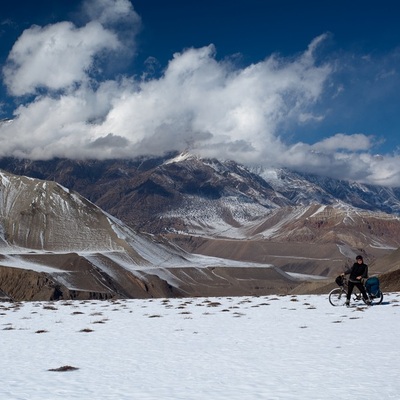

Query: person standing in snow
[[342, 255, 370, 306]]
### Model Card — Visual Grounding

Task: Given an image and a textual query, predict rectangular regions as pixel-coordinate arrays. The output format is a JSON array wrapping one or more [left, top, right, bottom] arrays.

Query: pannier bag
[[335, 275, 344, 287], [365, 276, 381, 297]]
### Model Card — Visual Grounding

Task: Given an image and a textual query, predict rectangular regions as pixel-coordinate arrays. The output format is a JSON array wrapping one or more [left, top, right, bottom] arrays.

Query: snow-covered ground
[[1, 292, 399, 400]]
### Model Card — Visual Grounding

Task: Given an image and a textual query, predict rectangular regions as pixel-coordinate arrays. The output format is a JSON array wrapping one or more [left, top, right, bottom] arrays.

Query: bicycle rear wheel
[[370, 291, 384, 305], [329, 288, 348, 306]]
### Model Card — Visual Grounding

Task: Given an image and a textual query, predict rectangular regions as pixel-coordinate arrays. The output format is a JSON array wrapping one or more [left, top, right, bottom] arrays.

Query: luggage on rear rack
[[365, 276, 381, 297]]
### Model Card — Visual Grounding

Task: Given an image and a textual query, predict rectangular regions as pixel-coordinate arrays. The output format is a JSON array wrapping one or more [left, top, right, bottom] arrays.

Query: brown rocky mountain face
[[0, 154, 287, 233], [0, 170, 189, 300], [0, 170, 305, 300], [2, 152, 400, 299]]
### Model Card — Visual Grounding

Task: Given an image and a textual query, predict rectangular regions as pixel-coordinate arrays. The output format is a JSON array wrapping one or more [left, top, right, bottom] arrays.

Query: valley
[[2, 153, 400, 300]]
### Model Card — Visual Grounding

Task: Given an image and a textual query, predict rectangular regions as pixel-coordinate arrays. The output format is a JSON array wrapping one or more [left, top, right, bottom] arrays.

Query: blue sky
[[1, 0, 400, 186]]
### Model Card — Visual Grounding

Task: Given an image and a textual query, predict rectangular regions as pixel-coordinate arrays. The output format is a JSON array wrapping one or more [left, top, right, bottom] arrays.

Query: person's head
[[356, 255, 363, 263]]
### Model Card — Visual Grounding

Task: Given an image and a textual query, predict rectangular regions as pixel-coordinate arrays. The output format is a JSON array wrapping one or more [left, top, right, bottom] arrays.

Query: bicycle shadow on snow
[[376, 300, 392, 306]]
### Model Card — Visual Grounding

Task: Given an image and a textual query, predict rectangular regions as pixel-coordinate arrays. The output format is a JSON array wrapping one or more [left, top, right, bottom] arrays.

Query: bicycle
[[328, 275, 384, 306]]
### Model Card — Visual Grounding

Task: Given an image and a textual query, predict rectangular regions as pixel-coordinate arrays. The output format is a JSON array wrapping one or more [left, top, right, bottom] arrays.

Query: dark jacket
[[345, 262, 368, 283]]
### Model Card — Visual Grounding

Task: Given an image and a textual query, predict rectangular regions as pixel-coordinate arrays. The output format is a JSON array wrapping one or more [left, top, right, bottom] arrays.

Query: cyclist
[[342, 255, 370, 306]]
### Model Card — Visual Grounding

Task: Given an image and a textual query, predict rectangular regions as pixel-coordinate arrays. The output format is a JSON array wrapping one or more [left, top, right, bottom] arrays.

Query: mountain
[[0, 170, 187, 300], [2, 153, 400, 274], [1, 170, 308, 301], [3, 152, 400, 225]]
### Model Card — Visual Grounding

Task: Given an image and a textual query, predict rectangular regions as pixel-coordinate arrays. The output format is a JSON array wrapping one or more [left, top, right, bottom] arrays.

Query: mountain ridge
[[2, 153, 400, 299], [1, 169, 309, 300]]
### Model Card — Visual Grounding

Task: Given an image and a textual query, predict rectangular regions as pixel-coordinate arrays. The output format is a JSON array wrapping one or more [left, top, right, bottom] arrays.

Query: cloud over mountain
[[1, 0, 400, 186]]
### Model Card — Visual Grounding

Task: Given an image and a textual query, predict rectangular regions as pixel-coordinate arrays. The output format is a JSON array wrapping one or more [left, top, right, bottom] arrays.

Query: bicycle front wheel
[[329, 288, 348, 306]]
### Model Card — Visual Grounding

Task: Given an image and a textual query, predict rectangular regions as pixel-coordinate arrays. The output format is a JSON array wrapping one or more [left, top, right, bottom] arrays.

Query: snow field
[[1, 292, 400, 400]]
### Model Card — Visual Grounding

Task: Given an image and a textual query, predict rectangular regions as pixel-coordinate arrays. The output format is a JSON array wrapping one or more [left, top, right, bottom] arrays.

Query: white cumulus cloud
[[1, 0, 400, 187], [311, 133, 373, 152], [3, 21, 121, 96]]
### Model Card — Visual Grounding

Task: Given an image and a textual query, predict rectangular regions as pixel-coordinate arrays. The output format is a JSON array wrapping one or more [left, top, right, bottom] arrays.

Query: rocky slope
[[1, 170, 307, 300], [2, 153, 400, 279]]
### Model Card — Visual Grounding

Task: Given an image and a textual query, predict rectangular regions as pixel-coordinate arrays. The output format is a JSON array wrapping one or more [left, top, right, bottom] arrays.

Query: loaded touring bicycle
[[329, 275, 383, 306]]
